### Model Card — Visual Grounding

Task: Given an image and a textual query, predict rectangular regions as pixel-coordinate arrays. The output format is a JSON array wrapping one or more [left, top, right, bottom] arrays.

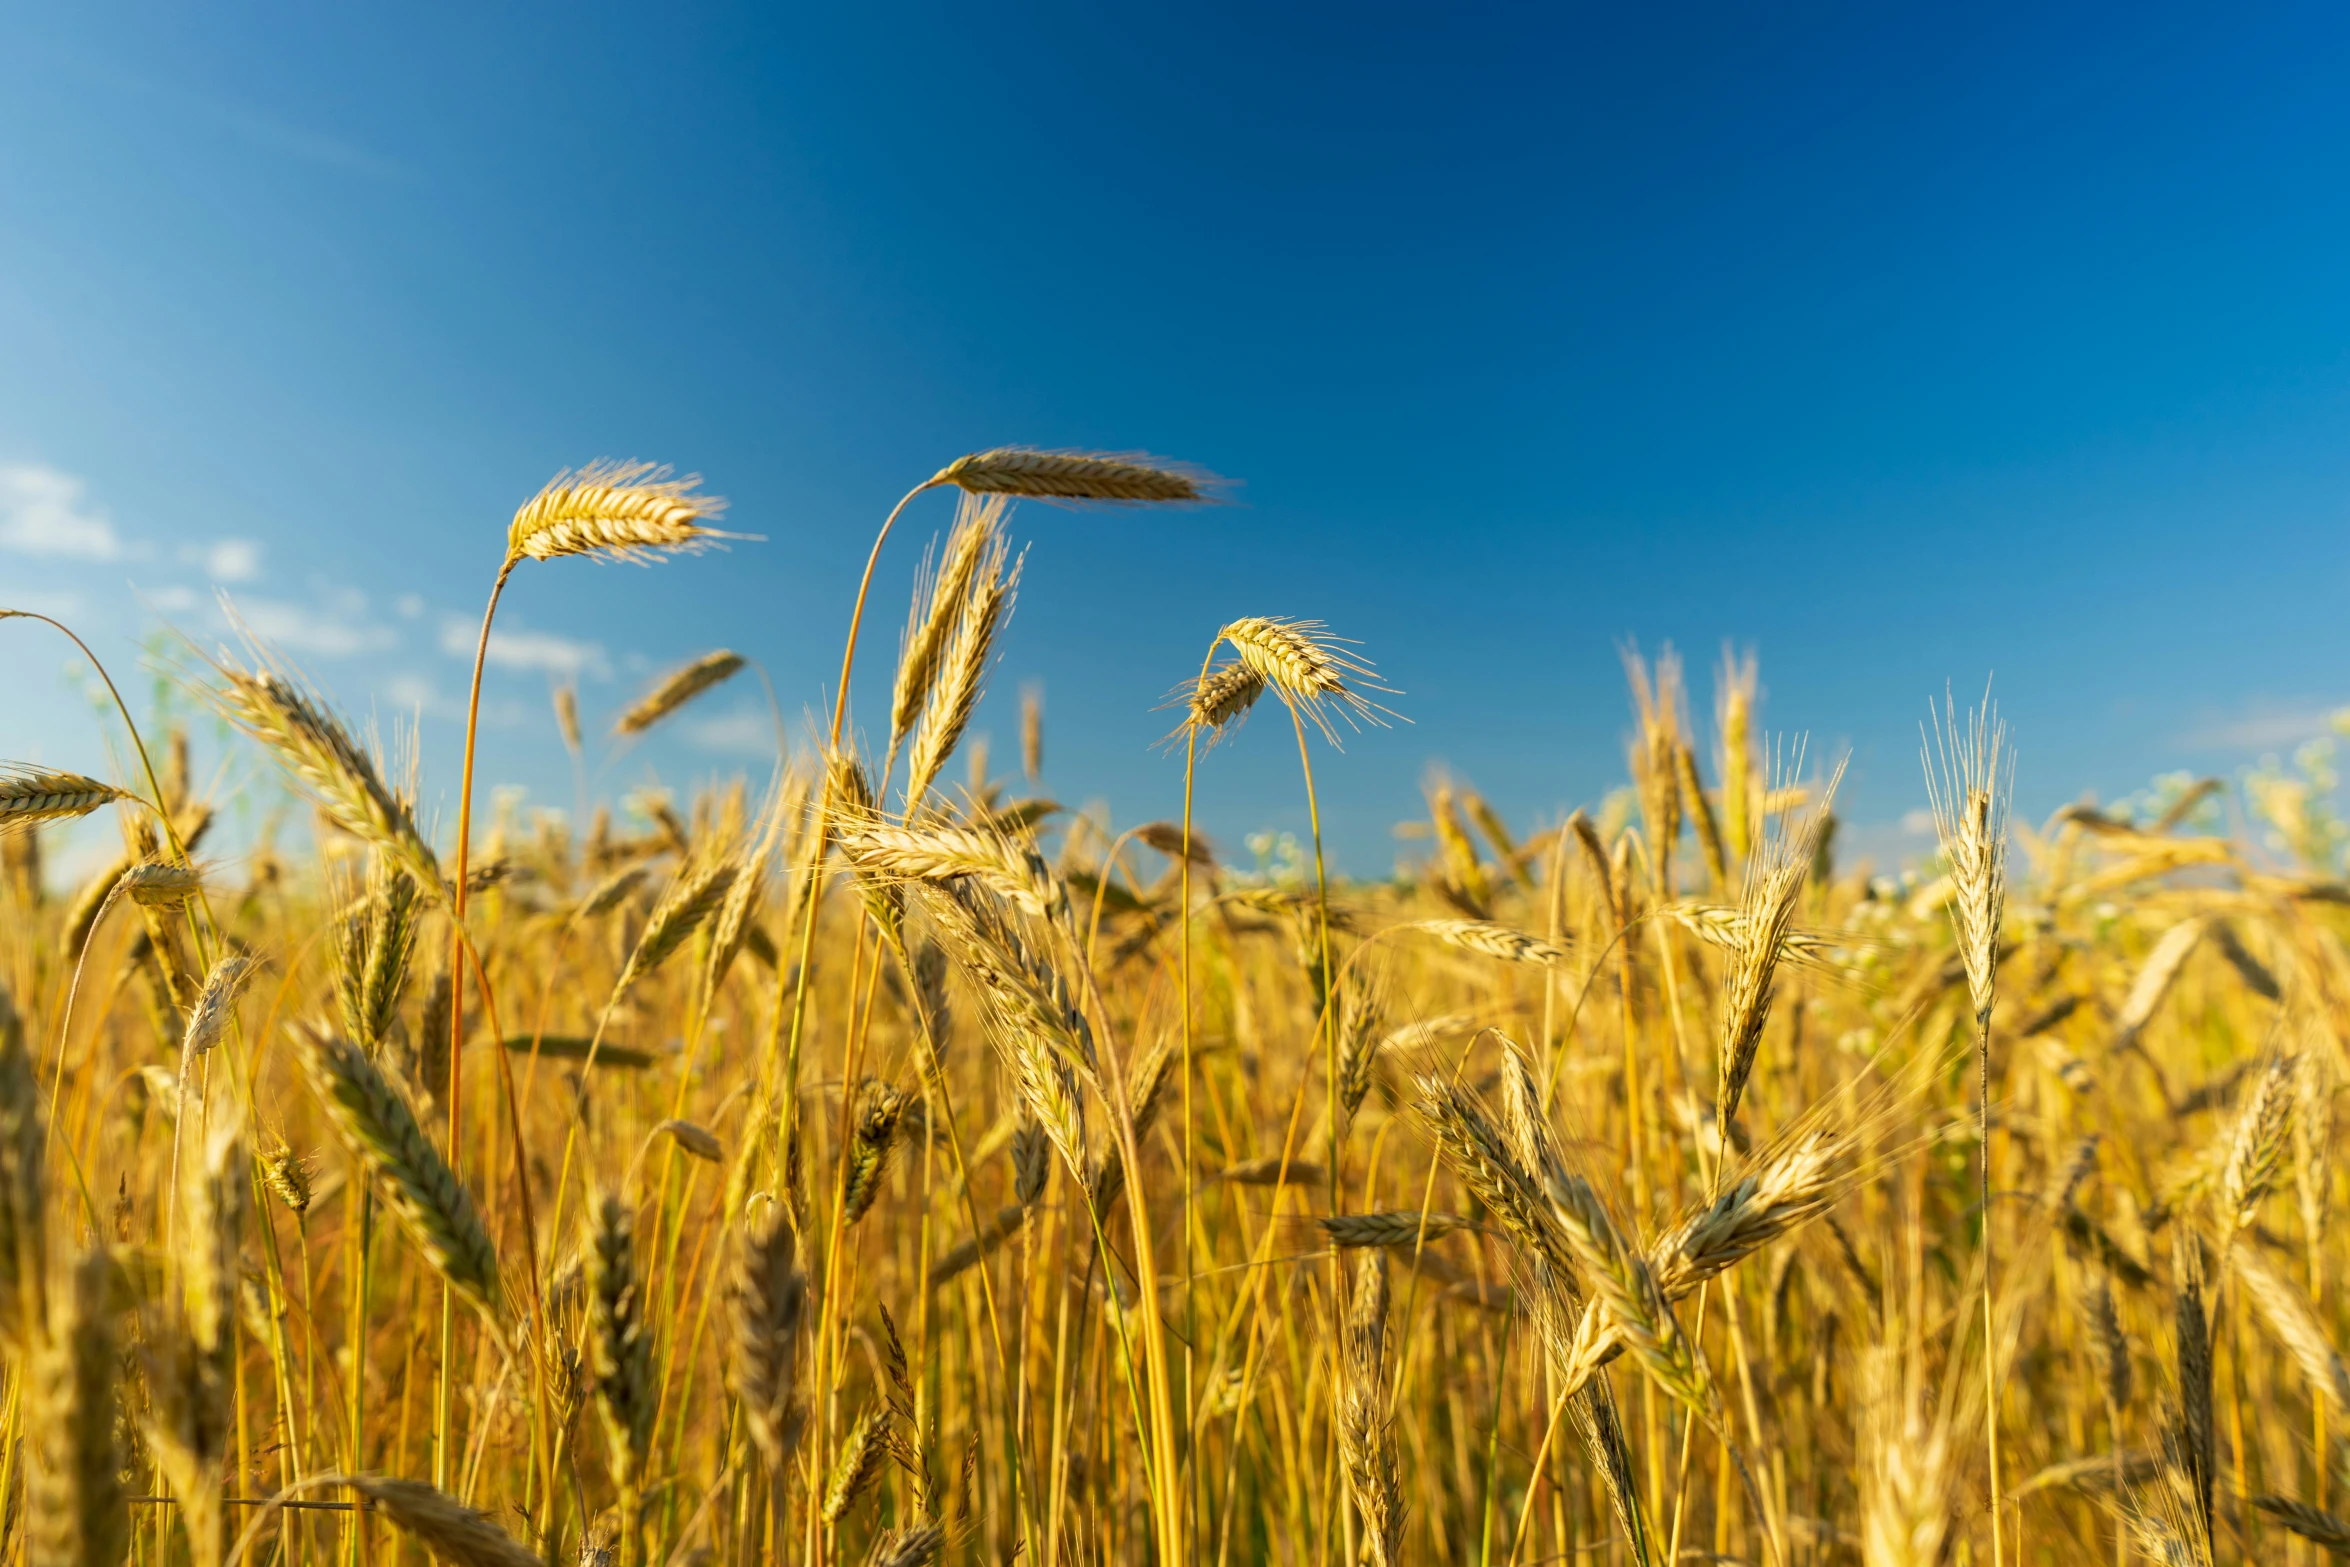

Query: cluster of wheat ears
[[1, 450, 2346, 1567]]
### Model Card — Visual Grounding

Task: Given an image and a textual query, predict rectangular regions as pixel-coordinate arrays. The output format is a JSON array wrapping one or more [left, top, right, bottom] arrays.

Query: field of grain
[[1, 450, 2344, 1567]]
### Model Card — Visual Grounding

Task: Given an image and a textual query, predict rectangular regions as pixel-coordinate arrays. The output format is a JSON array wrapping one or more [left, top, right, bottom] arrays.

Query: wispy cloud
[[2177, 701, 2344, 753], [235, 582, 398, 658], [682, 706, 782, 757], [180, 537, 263, 582], [440, 617, 608, 679], [0, 464, 125, 560]]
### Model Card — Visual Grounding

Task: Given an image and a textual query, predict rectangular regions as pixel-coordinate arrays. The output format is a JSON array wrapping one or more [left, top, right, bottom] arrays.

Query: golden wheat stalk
[[506, 461, 734, 564], [928, 447, 1211, 502]]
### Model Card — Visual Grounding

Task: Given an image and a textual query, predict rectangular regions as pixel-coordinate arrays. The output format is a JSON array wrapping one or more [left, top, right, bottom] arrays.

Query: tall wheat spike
[[1924, 689, 2013, 1567]]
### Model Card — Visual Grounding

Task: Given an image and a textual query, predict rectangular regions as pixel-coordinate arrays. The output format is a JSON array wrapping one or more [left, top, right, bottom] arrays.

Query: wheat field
[[0, 451, 2344, 1567]]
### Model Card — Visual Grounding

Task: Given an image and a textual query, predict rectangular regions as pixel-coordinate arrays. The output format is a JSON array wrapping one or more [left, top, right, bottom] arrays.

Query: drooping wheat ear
[[506, 460, 732, 565], [2234, 1244, 2350, 1409], [588, 1193, 655, 1522], [26, 1250, 128, 1567], [893, 492, 1008, 755], [1410, 1072, 1570, 1273], [578, 863, 649, 920], [294, 1023, 502, 1321], [1715, 751, 1845, 1133], [612, 856, 739, 1000], [339, 1475, 542, 1567], [1923, 694, 2012, 1026], [1173, 662, 1268, 747], [823, 1407, 895, 1526], [613, 649, 746, 737], [1549, 1173, 1720, 1427], [2171, 1227, 2217, 1549], [929, 447, 1212, 502], [913, 882, 1094, 1181], [841, 1081, 914, 1226], [2253, 1496, 2350, 1555], [1215, 617, 1393, 743], [653, 1120, 723, 1164], [181, 954, 258, 1060], [927, 1202, 1033, 1287], [1410, 918, 1568, 966], [120, 857, 200, 907], [844, 823, 1066, 922], [726, 1201, 808, 1475], [207, 661, 444, 895], [2219, 1053, 2297, 1243], [1338, 1250, 1405, 1567], [0, 766, 123, 831], [262, 1144, 313, 1217], [903, 526, 1019, 811], [0, 995, 47, 1345], [1319, 1210, 1477, 1248], [1650, 1127, 1845, 1298]]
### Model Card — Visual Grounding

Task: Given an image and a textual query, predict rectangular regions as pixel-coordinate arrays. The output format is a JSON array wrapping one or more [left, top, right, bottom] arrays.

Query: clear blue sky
[[7, 2, 2350, 874]]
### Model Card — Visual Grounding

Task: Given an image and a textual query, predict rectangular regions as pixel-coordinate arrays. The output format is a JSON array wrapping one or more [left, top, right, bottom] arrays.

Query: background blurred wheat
[[2, 457, 2347, 1567]]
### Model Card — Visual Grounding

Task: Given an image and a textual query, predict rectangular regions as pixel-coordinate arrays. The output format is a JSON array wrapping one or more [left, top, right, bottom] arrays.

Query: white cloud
[[0, 464, 124, 560], [2178, 702, 2344, 752], [146, 585, 200, 612], [236, 582, 398, 658], [395, 594, 425, 619], [180, 537, 263, 582], [1899, 808, 1936, 836], [440, 617, 608, 679], [682, 707, 782, 757]]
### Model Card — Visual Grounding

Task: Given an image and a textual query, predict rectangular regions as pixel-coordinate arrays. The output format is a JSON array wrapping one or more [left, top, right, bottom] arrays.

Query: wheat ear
[[0, 765, 123, 830], [294, 1024, 502, 1323], [929, 447, 1212, 501], [506, 460, 733, 564], [613, 649, 745, 736]]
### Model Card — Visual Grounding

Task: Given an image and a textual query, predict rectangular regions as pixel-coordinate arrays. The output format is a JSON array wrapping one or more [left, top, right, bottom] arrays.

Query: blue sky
[[6, 2, 2350, 875]]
